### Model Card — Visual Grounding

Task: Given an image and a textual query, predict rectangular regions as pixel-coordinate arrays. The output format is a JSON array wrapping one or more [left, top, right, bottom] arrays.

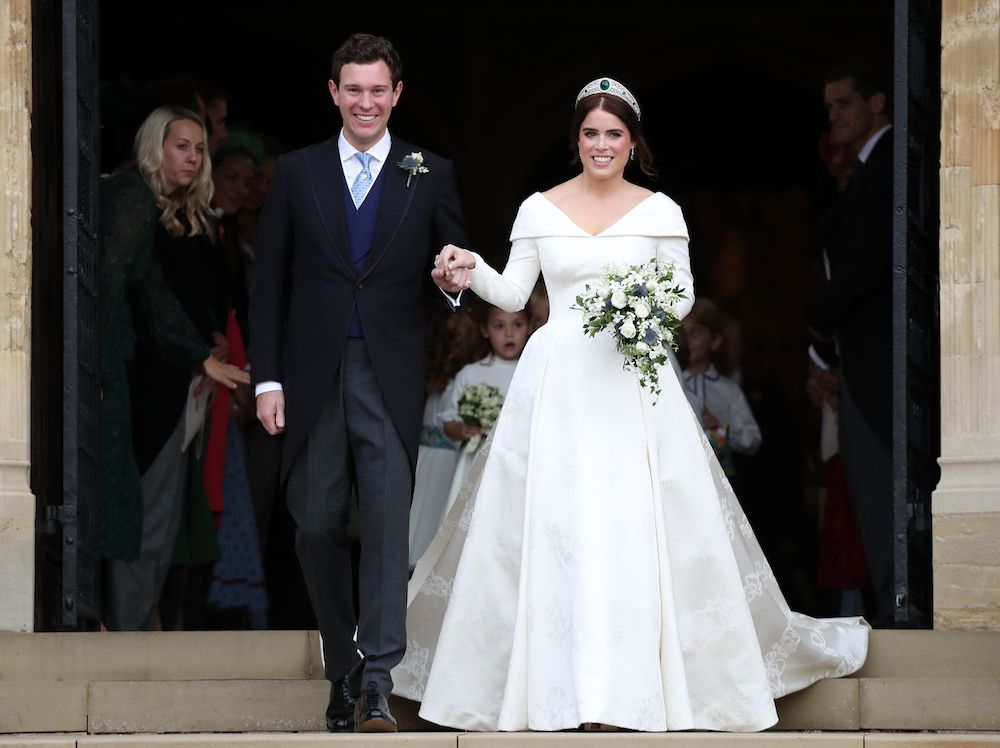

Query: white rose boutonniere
[[398, 151, 430, 187]]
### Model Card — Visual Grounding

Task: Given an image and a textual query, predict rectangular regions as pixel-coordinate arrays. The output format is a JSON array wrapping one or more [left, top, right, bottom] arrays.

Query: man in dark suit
[[806, 60, 894, 627], [249, 33, 468, 732]]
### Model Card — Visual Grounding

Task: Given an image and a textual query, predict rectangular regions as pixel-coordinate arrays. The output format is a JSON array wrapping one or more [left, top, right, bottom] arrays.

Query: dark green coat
[[98, 169, 210, 560]]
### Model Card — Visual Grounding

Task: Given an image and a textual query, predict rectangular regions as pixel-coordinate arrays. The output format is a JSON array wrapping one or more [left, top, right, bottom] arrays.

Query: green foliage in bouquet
[[573, 260, 687, 401]]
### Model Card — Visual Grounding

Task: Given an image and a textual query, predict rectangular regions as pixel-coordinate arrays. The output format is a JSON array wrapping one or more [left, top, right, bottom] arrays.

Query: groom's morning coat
[[249, 135, 468, 481]]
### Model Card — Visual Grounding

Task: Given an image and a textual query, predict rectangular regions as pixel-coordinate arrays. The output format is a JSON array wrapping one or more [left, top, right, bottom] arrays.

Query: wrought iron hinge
[[44, 504, 77, 526]]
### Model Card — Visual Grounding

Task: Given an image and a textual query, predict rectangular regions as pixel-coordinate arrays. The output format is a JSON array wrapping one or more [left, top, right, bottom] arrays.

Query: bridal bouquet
[[573, 260, 687, 402], [457, 383, 504, 452]]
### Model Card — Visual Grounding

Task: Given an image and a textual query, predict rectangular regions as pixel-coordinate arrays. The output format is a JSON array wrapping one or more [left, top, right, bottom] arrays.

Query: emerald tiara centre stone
[[575, 76, 641, 120]]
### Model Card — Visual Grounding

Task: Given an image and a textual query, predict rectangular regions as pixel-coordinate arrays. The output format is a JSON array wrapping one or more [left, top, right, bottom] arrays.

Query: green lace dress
[[98, 169, 211, 561]]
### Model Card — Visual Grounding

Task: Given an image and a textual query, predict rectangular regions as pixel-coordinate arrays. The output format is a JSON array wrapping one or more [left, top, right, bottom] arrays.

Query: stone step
[[3, 630, 999, 683], [3, 676, 1000, 735], [858, 630, 1000, 677], [3, 630, 1000, 738], [0, 631, 322, 682], [3, 732, 1000, 747]]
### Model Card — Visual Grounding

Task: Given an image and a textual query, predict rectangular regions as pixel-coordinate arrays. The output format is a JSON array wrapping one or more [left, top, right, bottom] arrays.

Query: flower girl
[[438, 302, 530, 518], [407, 306, 481, 569]]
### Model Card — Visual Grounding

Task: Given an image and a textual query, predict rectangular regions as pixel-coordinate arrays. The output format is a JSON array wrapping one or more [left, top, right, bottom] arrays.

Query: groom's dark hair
[[331, 33, 403, 87]]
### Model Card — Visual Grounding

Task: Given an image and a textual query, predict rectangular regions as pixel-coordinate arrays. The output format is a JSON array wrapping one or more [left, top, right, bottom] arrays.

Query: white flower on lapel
[[398, 152, 429, 187]]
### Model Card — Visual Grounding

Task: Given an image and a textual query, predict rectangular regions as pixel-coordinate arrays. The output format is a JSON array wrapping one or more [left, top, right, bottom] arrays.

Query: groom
[[249, 32, 468, 732]]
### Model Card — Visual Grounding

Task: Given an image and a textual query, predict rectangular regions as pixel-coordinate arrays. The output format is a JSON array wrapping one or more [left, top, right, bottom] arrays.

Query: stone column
[[0, 0, 35, 632], [934, 0, 1000, 630]]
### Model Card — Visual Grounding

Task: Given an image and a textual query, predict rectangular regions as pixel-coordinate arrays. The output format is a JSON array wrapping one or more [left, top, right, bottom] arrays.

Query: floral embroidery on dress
[[542, 520, 577, 565], [743, 560, 778, 602], [396, 640, 430, 700], [420, 573, 453, 599], [529, 686, 574, 729], [683, 595, 749, 648]]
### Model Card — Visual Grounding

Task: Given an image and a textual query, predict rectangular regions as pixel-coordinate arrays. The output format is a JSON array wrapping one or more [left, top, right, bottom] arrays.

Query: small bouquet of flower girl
[[457, 383, 505, 452], [573, 260, 687, 402]]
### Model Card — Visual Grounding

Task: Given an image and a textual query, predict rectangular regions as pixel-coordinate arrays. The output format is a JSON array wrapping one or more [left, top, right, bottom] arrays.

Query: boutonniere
[[398, 152, 429, 187]]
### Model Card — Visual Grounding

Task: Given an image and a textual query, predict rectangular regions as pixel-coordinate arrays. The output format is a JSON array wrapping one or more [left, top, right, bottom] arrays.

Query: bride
[[390, 76, 870, 733]]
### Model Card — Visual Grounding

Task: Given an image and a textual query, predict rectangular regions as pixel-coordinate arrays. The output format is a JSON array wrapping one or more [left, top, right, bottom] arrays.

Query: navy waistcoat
[[343, 169, 386, 338]]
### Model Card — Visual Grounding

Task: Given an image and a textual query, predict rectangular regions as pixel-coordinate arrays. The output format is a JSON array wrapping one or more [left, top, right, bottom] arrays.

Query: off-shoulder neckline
[[533, 191, 660, 237]]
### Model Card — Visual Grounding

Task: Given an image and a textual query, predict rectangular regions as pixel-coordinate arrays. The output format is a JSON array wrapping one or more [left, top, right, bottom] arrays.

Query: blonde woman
[[99, 105, 248, 631]]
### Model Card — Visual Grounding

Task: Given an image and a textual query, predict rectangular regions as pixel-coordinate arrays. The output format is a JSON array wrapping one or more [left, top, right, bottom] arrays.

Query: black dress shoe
[[354, 683, 397, 733], [325, 676, 355, 733]]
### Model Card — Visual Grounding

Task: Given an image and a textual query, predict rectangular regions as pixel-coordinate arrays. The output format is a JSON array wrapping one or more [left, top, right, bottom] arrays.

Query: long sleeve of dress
[[657, 235, 695, 321], [469, 246, 693, 321], [468, 238, 540, 314]]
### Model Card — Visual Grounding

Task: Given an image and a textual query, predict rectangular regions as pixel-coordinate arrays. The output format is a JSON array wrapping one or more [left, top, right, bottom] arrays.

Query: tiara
[[575, 77, 641, 120]]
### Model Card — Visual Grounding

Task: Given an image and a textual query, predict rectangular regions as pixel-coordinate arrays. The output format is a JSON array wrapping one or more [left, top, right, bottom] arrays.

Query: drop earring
[[629, 146, 635, 161]]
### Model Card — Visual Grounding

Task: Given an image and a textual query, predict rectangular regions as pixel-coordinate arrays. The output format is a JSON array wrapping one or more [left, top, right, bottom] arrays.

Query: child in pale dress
[[439, 302, 531, 517], [408, 306, 483, 570]]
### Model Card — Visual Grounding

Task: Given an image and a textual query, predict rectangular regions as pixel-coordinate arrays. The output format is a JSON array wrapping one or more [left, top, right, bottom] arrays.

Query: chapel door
[[33, 0, 102, 630], [890, 0, 940, 628]]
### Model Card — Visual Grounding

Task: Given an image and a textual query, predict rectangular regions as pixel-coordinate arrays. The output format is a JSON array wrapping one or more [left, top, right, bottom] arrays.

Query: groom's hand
[[432, 244, 475, 292], [256, 390, 286, 435]]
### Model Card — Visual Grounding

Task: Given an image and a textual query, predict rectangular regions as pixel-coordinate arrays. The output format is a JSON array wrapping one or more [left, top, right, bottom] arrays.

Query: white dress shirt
[[340, 129, 392, 203], [858, 124, 891, 164]]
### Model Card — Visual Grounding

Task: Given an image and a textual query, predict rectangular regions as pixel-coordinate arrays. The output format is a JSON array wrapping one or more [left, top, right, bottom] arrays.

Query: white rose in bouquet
[[572, 260, 687, 402]]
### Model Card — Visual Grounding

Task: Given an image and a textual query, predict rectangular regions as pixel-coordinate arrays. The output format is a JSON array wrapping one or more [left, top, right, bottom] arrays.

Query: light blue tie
[[351, 151, 373, 208]]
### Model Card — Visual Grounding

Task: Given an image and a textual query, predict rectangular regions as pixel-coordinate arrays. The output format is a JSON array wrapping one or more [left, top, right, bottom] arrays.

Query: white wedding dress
[[391, 191, 869, 732]]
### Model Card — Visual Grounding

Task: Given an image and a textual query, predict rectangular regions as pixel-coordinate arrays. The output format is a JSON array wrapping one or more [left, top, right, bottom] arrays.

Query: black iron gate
[[58, 0, 102, 629], [891, 0, 940, 627]]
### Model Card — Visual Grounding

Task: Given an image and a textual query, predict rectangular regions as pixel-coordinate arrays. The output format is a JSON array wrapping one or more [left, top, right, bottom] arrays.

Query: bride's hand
[[432, 244, 476, 292]]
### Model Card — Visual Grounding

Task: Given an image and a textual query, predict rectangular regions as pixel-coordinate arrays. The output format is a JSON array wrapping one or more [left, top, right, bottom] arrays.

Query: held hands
[[256, 389, 286, 435], [432, 244, 476, 293]]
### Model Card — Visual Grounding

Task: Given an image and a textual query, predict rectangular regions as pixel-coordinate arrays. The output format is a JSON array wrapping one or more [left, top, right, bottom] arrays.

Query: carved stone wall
[[934, 0, 1000, 629], [0, 0, 35, 632]]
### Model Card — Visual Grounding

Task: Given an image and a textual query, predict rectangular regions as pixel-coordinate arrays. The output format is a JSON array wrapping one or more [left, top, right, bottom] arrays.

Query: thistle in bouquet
[[573, 260, 687, 402], [457, 382, 504, 452]]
